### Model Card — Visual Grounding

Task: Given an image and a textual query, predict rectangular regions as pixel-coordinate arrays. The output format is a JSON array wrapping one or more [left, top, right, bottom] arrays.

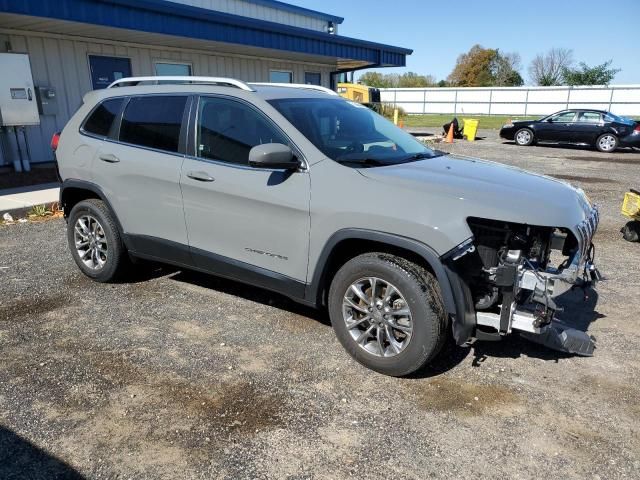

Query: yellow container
[[622, 190, 640, 219], [463, 119, 479, 142]]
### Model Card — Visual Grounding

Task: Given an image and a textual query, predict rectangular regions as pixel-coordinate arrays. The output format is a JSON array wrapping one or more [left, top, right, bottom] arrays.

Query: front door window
[[550, 111, 577, 123], [196, 97, 288, 165]]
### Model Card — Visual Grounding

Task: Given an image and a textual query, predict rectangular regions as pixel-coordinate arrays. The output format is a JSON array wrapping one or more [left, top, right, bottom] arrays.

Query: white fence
[[380, 85, 640, 117]]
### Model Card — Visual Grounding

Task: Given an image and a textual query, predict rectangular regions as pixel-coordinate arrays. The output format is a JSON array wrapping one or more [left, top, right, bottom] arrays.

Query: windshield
[[268, 98, 443, 167]]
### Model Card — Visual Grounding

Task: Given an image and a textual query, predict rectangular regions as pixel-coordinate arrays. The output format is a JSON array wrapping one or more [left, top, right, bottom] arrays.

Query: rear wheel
[[596, 133, 618, 153], [67, 199, 130, 282], [328, 253, 448, 377], [514, 128, 534, 146]]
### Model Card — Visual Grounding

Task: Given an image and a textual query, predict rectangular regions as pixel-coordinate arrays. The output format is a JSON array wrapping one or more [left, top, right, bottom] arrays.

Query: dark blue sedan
[[499, 109, 640, 153]]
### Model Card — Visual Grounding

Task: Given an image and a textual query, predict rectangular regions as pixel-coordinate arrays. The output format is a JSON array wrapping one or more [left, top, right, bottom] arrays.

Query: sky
[[288, 0, 638, 84]]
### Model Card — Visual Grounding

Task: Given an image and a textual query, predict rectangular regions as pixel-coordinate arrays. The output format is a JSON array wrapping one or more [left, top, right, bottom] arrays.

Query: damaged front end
[[445, 207, 601, 356]]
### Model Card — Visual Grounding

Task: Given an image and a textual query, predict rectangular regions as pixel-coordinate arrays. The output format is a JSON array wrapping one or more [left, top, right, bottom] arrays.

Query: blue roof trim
[[0, 0, 411, 68], [238, 0, 343, 24]]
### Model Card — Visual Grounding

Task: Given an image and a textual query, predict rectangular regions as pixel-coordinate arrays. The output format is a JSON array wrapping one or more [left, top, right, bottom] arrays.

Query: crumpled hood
[[358, 154, 593, 231]]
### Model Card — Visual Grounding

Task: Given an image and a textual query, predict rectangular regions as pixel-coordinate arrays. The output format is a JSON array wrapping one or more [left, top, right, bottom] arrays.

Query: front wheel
[[514, 128, 535, 146], [328, 253, 448, 377], [596, 133, 618, 153]]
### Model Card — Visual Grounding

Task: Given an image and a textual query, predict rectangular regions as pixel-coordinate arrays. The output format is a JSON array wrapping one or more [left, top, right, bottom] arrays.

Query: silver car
[[54, 76, 600, 376]]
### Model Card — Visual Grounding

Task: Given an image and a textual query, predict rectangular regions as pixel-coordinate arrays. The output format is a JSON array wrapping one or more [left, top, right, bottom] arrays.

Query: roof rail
[[107, 76, 255, 91], [249, 83, 339, 96]]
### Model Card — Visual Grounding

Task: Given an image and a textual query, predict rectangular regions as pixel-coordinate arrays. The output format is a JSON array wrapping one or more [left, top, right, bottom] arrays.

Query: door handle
[[187, 171, 215, 182], [99, 153, 120, 163]]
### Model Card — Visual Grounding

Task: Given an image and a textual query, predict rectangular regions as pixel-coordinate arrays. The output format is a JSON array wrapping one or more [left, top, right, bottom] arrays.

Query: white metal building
[[0, 0, 411, 170]]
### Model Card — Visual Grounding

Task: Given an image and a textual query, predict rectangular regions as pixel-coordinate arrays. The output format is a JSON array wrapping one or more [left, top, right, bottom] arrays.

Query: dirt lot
[[1, 132, 639, 479]]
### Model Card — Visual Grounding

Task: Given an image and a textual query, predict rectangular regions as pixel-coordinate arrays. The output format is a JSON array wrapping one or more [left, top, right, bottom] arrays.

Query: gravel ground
[[1, 132, 639, 479]]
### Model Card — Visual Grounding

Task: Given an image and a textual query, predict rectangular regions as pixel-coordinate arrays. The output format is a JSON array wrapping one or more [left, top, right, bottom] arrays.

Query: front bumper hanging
[[476, 208, 600, 356]]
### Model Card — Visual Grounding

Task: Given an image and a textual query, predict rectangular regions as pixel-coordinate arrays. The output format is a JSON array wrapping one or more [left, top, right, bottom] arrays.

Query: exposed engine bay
[[447, 209, 600, 356]]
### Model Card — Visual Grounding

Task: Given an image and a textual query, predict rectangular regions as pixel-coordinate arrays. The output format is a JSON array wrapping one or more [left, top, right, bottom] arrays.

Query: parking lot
[[1, 131, 639, 479]]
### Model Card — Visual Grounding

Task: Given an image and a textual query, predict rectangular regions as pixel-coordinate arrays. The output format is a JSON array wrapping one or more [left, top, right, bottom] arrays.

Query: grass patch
[[403, 114, 538, 130]]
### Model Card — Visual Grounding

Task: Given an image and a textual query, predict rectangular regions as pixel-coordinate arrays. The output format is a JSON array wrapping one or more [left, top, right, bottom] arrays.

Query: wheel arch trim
[[306, 229, 461, 321], [60, 179, 129, 249]]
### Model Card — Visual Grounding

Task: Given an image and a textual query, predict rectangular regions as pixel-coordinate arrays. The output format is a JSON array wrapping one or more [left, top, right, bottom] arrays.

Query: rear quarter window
[[82, 98, 124, 137], [119, 95, 187, 153]]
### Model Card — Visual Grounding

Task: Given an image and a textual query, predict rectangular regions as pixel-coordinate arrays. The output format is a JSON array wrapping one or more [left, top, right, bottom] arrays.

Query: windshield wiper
[[334, 157, 388, 167], [401, 151, 447, 162]]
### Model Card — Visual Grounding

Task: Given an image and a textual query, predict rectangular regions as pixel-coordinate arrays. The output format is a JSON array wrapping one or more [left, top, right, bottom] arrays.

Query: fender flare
[[305, 229, 474, 344], [60, 179, 130, 249]]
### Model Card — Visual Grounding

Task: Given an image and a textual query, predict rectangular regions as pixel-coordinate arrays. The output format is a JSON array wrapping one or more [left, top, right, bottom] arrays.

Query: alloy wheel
[[74, 214, 108, 270], [598, 134, 616, 152], [516, 130, 531, 145], [342, 277, 413, 357]]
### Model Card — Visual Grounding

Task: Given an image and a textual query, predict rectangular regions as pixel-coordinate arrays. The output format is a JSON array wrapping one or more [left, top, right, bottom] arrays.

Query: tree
[[447, 45, 523, 87], [492, 51, 524, 86], [397, 72, 437, 88], [447, 45, 497, 87], [562, 60, 621, 86], [357, 72, 391, 88], [528, 48, 574, 86], [358, 71, 438, 88]]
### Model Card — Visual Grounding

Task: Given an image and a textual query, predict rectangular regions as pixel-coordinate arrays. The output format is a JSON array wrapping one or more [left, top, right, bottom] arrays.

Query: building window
[[155, 62, 192, 76], [119, 96, 188, 153], [304, 72, 321, 86], [269, 70, 293, 83]]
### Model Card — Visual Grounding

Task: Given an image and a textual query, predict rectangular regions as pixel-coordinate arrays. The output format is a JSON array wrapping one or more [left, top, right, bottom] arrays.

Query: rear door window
[[119, 95, 187, 153], [82, 98, 124, 137], [578, 112, 602, 123]]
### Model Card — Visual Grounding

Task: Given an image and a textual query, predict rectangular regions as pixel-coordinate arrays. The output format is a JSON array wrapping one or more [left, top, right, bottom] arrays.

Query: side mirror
[[546, 118, 554, 123], [248, 143, 300, 170]]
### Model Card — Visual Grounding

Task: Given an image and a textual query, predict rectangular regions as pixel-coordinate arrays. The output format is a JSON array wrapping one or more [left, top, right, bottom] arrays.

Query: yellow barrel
[[463, 119, 479, 142], [622, 191, 640, 219]]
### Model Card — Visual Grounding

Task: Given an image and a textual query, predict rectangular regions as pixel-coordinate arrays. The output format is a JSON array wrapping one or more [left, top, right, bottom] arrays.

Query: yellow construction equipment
[[337, 83, 381, 104]]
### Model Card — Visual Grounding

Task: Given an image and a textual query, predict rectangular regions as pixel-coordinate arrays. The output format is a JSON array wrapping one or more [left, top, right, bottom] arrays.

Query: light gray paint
[[170, 0, 333, 32], [0, 29, 335, 167], [57, 84, 595, 284]]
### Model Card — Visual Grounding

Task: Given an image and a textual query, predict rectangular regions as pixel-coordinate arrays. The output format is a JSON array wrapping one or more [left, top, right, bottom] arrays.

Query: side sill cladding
[[306, 229, 472, 342]]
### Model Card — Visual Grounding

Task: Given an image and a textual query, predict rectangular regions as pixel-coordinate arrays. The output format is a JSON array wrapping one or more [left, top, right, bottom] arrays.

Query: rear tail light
[[634, 124, 640, 133], [50, 132, 60, 151]]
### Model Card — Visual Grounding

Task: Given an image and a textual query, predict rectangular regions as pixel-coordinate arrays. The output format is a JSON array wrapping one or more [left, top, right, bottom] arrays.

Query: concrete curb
[[0, 183, 60, 218]]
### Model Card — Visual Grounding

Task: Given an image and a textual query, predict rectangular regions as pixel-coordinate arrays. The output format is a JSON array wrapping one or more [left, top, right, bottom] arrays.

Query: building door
[[89, 55, 132, 89]]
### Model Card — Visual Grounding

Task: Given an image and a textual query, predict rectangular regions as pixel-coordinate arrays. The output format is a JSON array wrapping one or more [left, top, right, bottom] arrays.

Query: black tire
[[328, 253, 448, 377], [514, 128, 535, 146], [596, 133, 618, 153], [621, 221, 640, 242], [67, 199, 130, 282]]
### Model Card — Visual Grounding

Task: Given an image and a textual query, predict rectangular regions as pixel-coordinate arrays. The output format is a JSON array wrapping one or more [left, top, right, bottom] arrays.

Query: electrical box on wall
[[0, 53, 40, 126], [35, 86, 58, 115]]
